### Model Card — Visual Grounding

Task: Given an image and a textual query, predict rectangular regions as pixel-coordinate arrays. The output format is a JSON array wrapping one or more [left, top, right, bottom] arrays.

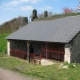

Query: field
[[0, 33, 80, 80]]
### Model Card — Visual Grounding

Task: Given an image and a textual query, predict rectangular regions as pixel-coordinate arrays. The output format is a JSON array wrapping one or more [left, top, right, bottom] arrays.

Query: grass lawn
[[0, 54, 80, 80], [0, 33, 80, 80]]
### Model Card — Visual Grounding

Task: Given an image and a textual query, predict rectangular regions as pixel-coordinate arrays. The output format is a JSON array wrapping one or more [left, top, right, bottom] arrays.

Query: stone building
[[6, 15, 80, 64]]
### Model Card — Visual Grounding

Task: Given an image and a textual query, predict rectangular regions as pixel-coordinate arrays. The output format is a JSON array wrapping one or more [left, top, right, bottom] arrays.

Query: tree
[[38, 13, 44, 18], [48, 12, 53, 17], [63, 7, 74, 14], [31, 9, 37, 21], [44, 11, 48, 17]]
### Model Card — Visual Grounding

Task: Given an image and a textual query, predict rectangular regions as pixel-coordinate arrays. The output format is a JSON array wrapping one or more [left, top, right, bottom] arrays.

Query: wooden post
[[7, 40, 10, 56], [46, 42, 47, 59], [27, 41, 30, 63]]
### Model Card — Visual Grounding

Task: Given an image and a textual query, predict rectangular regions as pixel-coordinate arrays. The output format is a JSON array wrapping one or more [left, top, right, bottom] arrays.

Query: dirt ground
[[0, 68, 36, 80]]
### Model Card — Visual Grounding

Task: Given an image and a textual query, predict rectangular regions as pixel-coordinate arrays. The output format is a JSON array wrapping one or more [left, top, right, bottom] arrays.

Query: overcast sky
[[0, 0, 79, 24]]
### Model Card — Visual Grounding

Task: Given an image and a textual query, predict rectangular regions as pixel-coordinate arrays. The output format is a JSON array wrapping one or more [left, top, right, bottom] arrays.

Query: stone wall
[[10, 40, 27, 51], [70, 32, 80, 63], [64, 32, 80, 63]]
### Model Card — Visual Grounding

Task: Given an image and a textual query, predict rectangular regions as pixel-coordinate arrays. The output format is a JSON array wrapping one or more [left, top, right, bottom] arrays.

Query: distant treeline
[[0, 16, 28, 34]]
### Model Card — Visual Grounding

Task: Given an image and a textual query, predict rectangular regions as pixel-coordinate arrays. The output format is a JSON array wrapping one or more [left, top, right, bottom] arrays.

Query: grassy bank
[[0, 33, 10, 53], [0, 56, 80, 80], [0, 33, 80, 80]]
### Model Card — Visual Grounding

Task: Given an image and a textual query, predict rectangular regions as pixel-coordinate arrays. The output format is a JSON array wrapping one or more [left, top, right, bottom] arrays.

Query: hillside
[[34, 12, 80, 21], [0, 16, 28, 34]]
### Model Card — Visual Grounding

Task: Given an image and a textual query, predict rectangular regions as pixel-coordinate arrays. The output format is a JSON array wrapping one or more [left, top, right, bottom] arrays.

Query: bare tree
[[38, 13, 44, 18], [48, 12, 53, 17]]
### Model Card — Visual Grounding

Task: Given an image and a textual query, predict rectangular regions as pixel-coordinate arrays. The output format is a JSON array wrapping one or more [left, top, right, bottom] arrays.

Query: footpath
[[0, 68, 36, 80]]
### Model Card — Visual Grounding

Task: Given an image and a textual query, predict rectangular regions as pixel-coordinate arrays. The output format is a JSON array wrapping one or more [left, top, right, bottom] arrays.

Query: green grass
[[0, 33, 80, 80], [0, 33, 10, 53], [0, 55, 80, 80]]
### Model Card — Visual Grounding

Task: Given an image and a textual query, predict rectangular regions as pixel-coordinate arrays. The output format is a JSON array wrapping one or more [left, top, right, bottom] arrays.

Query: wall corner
[[7, 40, 10, 56], [64, 44, 72, 63]]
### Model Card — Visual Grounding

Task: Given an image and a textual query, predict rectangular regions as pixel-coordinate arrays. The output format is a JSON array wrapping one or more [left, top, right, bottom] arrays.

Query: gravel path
[[0, 68, 35, 80]]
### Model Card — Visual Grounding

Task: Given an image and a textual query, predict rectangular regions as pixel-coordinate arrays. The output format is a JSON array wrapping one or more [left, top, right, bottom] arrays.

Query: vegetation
[[24, 17, 28, 22], [62, 7, 74, 14], [0, 33, 10, 53], [44, 11, 48, 17], [34, 12, 80, 21], [0, 8, 80, 80], [0, 54, 80, 80], [31, 9, 38, 21], [0, 34, 80, 80], [0, 16, 28, 34]]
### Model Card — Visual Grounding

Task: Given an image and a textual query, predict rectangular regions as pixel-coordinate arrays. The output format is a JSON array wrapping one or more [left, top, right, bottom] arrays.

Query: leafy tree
[[31, 9, 37, 21], [24, 17, 28, 22], [44, 11, 48, 17]]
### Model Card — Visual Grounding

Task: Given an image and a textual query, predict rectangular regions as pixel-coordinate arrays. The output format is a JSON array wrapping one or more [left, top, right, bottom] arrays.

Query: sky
[[0, 0, 79, 24]]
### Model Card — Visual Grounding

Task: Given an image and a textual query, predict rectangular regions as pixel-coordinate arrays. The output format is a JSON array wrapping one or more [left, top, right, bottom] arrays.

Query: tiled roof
[[6, 15, 80, 43]]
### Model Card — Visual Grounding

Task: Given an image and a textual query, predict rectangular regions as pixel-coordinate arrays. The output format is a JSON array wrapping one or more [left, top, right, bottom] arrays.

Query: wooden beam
[[46, 42, 47, 59], [27, 41, 30, 63]]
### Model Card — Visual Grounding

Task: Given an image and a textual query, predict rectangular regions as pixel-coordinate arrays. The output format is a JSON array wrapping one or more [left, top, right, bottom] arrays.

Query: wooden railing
[[10, 49, 27, 60], [10, 49, 42, 60], [41, 45, 64, 61], [30, 53, 42, 60], [10, 47, 64, 61]]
